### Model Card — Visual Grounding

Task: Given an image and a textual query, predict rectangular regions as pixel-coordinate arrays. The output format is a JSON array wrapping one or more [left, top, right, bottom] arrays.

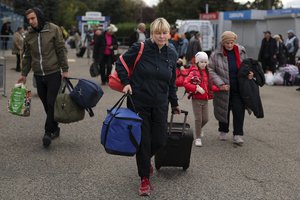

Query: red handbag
[[108, 42, 144, 92]]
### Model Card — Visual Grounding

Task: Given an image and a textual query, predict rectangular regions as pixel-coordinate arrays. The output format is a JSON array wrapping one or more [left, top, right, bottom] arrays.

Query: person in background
[[17, 8, 69, 148], [115, 17, 180, 196], [128, 23, 148, 47], [93, 24, 118, 85], [60, 26, 69, 41], [12, 27, 24, 72], [178, 32, 189, 60], [83, 29, 93, 58], [208, 31, 253, 146], [73, 29, 81, 54], [285, 29, 299, 65], [258, 30, 277, 73], [186, 31, 202, 65], [183, 51, 220, 147], [1, 22, 13, 50], [273, 34, 287, 68], [169, 26, 180, 52]]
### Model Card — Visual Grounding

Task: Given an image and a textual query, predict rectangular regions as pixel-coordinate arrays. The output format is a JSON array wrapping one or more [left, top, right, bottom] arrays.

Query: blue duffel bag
[[68, 78, 103, 117], [101, 94, 142, 156]]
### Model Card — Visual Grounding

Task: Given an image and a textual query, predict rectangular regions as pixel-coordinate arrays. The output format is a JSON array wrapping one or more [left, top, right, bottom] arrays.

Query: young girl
[[183, 51, 220, 147]]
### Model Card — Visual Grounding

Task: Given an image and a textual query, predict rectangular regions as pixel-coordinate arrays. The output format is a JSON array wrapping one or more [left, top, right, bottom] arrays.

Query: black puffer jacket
[[238, 58, 265, 118], [115, 39, 178, 108]]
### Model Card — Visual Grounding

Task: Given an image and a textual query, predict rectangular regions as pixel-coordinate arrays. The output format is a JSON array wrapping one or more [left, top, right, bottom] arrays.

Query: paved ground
[[0, 49, 300, 200]]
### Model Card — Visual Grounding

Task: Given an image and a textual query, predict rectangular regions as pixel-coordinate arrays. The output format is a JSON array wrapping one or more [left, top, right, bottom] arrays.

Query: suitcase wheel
[[183, 165, 189, 171], [155, 164, 161, 171]]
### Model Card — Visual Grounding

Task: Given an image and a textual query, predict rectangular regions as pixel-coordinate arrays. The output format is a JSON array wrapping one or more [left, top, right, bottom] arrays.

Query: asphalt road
[[1, 49, 300, 200]]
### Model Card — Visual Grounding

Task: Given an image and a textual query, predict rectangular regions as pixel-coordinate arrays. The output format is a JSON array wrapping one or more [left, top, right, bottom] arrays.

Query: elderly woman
[[93, 24, 118, 85], [115, 17, 180, 196], [208, 31, 253, 146]]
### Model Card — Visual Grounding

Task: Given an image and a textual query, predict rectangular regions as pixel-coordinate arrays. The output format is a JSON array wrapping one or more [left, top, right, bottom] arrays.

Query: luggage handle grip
[[168, 109, 188, 135]]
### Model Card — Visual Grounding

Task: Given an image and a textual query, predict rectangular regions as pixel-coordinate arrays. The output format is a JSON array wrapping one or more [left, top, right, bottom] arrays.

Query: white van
[[177, 20, 215, 55]]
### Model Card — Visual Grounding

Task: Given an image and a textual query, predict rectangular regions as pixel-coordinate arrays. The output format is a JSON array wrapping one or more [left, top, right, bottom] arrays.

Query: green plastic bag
[[8, 84, 31, 116]]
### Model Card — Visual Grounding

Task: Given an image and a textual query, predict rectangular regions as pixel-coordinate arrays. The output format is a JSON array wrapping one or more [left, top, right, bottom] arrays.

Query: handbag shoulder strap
[[119, 42, 144, 76]]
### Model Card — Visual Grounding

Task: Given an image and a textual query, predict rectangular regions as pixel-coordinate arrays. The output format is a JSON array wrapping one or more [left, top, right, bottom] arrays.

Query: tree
[[54, 0, 89, 29], [246, 0, 283, 9], [155, 0, 241, 24]]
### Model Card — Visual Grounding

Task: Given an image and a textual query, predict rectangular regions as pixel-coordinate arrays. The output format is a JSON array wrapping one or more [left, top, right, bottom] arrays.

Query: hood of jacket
[[31, 7, 46, 32]]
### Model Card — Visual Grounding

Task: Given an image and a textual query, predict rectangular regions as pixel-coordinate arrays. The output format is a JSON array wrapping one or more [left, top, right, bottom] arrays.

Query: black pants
[[287, 52, 296, 65], [99, 55, 113, 84], [130, 105, 168, 179], [16, 54, 21, 71], [261, 57, 276, 73], [219, 81, 245, 136], [35, 72, 61, 133]]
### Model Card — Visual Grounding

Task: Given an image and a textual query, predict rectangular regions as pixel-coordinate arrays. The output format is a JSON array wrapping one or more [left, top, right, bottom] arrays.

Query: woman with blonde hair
[[115, 17, 180, 196]]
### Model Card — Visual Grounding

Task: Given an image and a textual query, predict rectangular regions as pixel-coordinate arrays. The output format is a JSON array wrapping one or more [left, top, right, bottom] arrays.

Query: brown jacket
[[12, 31, 24, 55], [208, 43, 247, 123], [22, 23, 68, 77]]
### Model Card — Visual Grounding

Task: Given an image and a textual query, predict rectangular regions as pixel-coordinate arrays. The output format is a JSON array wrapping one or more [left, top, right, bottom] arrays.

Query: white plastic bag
[[265, 71, 274, 86], [273, 71, 284, 85]]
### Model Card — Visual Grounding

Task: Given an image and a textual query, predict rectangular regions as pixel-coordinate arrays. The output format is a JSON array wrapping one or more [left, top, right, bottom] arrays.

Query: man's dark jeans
[[35, 72, 61, 133]]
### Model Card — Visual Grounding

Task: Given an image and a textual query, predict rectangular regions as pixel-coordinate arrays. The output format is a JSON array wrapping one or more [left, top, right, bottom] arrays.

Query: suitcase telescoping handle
[[168, 110, 188, 135]]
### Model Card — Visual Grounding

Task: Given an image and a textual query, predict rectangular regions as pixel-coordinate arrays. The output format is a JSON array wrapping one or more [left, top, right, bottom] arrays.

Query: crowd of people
[[258, 29, 299, 72], [3, 6, 300, 197]]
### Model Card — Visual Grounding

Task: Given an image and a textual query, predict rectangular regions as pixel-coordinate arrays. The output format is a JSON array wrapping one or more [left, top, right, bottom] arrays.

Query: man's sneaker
[[200, 131, 204, 138], [233, 135, 244, 145], [150, 163, 154, 177], [138, 177, 153, 196], [51, 127, 60, 139], [219, 132, 227, 141], [195, 138, 202, 147], [42, 133, 52, 148]]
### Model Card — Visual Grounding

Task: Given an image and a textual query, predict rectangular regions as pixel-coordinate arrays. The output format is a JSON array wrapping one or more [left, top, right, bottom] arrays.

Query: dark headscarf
[[31, 7, 46, 32]]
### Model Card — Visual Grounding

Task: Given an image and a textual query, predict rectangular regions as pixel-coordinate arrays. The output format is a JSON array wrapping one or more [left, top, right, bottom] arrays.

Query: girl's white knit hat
[[195, 51, 208, 63]]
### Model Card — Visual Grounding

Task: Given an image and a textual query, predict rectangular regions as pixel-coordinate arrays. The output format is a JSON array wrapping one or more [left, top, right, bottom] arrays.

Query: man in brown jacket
[[12, 27, 24, 72], [17, 8, 69, 148]]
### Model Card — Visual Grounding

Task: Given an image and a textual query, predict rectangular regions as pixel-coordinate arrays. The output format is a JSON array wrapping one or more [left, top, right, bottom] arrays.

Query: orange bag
[[108, 42, 144, 92]]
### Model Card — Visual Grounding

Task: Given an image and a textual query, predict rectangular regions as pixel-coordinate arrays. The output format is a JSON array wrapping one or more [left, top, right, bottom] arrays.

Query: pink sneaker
[[138, 177, 153, 196]]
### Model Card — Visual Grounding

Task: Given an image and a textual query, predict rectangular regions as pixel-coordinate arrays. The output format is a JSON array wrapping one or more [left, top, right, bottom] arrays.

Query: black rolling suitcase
[[155, 110, 193, 171], [76, 46, 86, 57]]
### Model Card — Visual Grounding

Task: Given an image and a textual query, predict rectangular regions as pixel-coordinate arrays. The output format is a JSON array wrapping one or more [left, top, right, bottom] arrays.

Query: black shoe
[[42, 133, 52, 148], [296, 87, 300, 91], [51, 127, 60, 139]]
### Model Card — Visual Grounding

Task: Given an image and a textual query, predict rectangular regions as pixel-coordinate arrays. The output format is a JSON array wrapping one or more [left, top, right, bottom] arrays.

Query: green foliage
[[12, 0, 283, 31], [247, 0, 283, 9], [115, 22, 150, 38], [155, 0, 241, 24], [54, 0, 89, 29]]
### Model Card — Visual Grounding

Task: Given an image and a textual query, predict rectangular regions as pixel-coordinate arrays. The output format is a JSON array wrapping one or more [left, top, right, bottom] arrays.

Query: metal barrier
[[0, 55, 6, 96], [0, 35, 13, 50]]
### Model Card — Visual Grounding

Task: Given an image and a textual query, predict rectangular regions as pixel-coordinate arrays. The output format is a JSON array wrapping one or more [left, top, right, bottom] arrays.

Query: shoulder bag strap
[[119, 42, 145, 77]]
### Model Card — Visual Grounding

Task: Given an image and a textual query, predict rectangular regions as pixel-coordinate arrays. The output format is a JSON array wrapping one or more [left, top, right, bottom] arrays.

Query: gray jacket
[[208, 43, 247, 123]]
